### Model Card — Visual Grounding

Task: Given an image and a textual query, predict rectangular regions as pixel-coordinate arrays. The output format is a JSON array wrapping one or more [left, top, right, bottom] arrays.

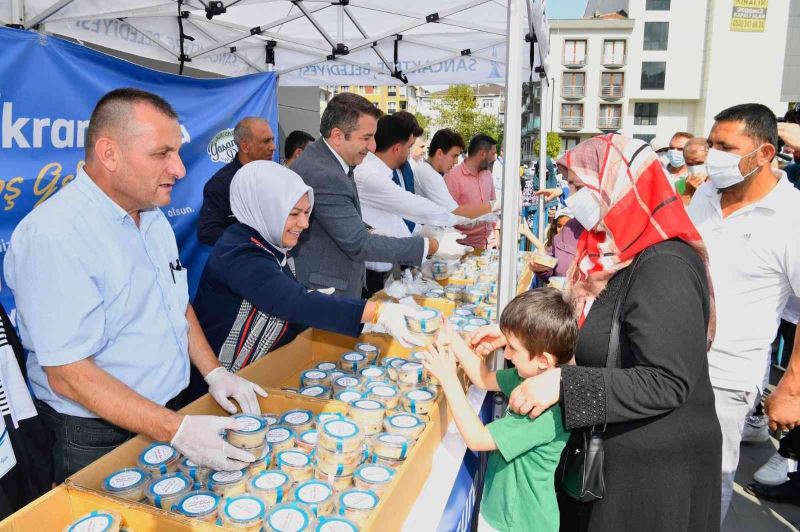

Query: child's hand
[[421, 343, 458, 384]]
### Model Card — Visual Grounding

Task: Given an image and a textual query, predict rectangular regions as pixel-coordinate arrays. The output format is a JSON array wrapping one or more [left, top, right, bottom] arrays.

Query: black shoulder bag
[[557, 253, 643, 502]]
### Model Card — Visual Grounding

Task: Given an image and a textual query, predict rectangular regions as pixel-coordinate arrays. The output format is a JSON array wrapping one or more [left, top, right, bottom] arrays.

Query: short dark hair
[[714, 103, 779, 149], [467, 133, 498, 157], [499, 288, 577, 366], [428, 128, 466, 157], [86, 88, 177, 159], [320, 92, 382, 139], [284, 130, 315, 159], [374, 112, 423, 152]]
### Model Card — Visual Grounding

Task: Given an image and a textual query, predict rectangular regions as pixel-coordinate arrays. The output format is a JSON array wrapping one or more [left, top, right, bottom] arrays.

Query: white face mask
[[565, 187, 602, 231], [666, 149, 685, 168], [705, 146, 762, 190], [687, 164, 706, 176]]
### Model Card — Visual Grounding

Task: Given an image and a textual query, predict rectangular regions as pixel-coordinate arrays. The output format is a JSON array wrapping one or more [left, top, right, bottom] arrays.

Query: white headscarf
[[230, 160, 314, 257]]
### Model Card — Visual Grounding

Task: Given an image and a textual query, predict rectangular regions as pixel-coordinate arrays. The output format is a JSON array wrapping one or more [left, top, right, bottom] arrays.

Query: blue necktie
[[392, 169, 415, 233]]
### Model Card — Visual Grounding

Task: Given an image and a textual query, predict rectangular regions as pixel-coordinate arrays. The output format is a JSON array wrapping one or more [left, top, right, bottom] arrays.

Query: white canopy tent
[[1, 0, 550, 315]]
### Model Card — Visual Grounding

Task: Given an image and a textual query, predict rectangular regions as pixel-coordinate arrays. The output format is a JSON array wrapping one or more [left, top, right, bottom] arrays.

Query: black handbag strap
[[605, 252, 645, 370]]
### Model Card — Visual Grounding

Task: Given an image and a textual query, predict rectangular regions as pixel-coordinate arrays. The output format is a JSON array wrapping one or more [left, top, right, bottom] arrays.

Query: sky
[[547, 0, 587, 20]]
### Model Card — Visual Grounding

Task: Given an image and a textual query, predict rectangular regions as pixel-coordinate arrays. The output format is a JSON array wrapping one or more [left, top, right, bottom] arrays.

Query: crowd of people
[[0, 84, 799, 532]]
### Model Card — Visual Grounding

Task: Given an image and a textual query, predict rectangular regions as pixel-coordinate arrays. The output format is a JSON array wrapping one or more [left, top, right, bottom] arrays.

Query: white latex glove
[[452, 215, 472, 226], [376, 303, 427, 348], [415, 225, 444, 240], [434, 231, 473, 260], [205, 367, 268, 415], [171, 415, 255, 471]]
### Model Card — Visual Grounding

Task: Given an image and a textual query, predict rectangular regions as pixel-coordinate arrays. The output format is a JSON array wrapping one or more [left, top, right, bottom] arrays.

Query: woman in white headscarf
[[193, 161, 422, 376]]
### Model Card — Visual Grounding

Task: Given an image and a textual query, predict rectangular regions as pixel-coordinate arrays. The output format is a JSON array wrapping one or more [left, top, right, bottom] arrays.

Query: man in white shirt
[[409, 135, 427, 172], [355, 114, 462, 294], [687, 103, 800, 522], [492, 146, 504, 194], [414, 128, 498, 219]]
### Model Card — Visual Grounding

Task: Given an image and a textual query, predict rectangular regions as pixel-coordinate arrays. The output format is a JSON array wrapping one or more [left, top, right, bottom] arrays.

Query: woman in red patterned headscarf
[[560, 134, 715, 344], [476, 134, 722, 531]]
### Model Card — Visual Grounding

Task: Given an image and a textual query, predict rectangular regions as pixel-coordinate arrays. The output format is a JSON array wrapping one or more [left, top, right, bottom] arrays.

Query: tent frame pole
[[10, 0, 23, 26], [496, 0, 526, 372], [537, 72, 548, 241], [23, 0, 74, 29]]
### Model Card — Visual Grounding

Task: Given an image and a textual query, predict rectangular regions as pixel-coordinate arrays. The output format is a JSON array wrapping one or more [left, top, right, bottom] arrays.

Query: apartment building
[[544, 0, 791, 154], [324, 85, 428, 115]]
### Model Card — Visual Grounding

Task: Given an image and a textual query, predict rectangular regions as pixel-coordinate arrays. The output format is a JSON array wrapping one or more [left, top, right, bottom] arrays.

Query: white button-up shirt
[[355, 152, 450, 271], [413, 160, 458, 212], [688, 172, 800, 392]]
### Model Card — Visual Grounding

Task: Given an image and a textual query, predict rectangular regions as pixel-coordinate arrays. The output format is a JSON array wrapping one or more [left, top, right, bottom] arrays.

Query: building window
[[602, 40, 626, 66], [634, 103, 659, 125], [399, 86, 407, 97], [646, 0, 670, 10], [388, 101, 397, 114], [341, 85, 350, 92], [482, 99, 493, 109], [388, 85, 397, 96], [634, 133, 656, 143], [641, 62, 666, 90], [562, 72, 586, 98], [400, 101, 408, 110], [561, 137, 579, 154], [563, 40, 587, 66], [365, 86, 375, 94], [600, 72, 624, 98], [643, 22, 669, 51], [560, 104, 584, 129], [598, 104, 622, 130]]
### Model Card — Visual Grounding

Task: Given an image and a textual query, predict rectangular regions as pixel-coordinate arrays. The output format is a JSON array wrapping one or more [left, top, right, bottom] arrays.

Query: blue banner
[[0, 27, 278, 315]]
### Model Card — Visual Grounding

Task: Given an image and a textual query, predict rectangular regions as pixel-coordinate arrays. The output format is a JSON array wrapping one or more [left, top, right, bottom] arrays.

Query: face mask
[[687, 164, 706, 176], [705, 146, 762, 190], [565, 187, 602, 231], [666, 149, 685, 168]]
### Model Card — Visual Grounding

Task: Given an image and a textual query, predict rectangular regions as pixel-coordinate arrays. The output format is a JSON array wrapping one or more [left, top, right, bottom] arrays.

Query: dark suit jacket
[[291, 138, 425, 298], [196, 158, 243, 246]]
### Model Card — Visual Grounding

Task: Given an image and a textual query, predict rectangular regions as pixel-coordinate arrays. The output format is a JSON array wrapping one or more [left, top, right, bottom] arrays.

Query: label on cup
[[296, 482, 332, 503], [254, 471, 289, 490], [226, 497, 263, 520], [143, 444, 175, 465], [342, 491, 377, 510], [108, 470, 143, 489], [211, 470, 244, 483], [152, 476, 188, 495]]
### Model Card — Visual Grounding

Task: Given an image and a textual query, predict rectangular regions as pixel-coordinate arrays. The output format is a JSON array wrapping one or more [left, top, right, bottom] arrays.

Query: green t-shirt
[[480, 368, 570, 532]]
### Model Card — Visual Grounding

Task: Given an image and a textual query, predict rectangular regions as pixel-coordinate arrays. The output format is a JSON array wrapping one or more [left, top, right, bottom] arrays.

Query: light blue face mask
[[666, 149, 685, 168]]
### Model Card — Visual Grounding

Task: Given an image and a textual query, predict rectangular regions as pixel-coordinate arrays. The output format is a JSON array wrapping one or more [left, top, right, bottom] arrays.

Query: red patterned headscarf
[[559, 134, 715, 347]]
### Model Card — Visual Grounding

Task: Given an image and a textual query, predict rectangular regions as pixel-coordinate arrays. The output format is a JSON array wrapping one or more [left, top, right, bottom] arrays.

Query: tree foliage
[[533, 132, 562, 160], [430, 85, 503, 147]]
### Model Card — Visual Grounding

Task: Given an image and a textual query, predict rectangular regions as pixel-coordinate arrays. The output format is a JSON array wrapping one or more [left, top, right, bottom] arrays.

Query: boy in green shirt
[[422, 288, 576, 532]]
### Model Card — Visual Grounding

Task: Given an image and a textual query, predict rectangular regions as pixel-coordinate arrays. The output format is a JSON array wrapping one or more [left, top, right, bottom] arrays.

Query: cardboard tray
[[0, 485, 200, 532], [61, 329, 453, 531]]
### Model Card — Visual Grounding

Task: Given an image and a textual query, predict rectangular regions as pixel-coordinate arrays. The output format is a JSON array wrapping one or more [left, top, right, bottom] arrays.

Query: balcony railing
[[600, 85, 625, 100], [563, 57, 586, 68], [602, 55, 627, 68], [560, 116, 584, 130], [561, 85, 585, 99], [598, 116, 622, 130]]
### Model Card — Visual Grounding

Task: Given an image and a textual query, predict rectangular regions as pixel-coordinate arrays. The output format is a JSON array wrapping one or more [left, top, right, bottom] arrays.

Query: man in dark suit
[[291, 93, 453, 298], [197, 117, 275, 246]]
